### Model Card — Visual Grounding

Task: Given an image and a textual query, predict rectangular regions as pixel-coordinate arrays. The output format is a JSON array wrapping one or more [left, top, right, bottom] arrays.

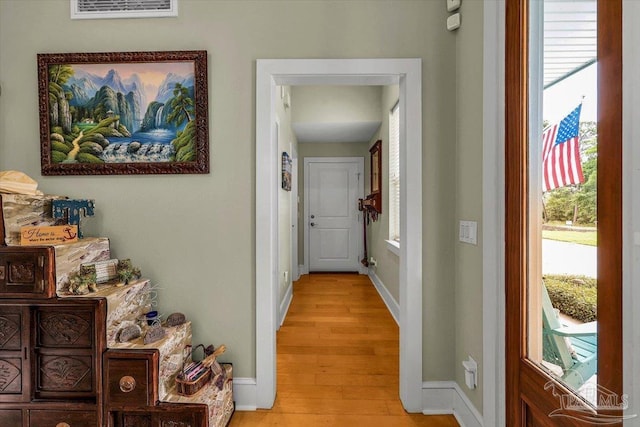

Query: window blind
[[389, 102, 400, 242]]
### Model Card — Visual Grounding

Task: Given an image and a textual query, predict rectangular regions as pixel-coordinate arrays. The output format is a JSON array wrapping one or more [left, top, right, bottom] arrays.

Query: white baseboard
[[278, 282, 293, 328], [368, 270, 399, 325], [233, 377, 257, 410], [298, 264, 308, 275], [422, 381, 483, 427]]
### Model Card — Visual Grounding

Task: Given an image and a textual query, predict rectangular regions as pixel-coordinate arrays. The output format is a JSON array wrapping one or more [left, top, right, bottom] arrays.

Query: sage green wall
[[454, 0, 485, 411], [0, 0, 458, 384], [291, 85, 383, 124], [276, 86, 297, 309], [367, 85, 400, 303]]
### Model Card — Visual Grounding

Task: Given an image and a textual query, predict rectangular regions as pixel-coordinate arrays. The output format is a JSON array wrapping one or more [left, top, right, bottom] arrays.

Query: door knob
[[311, 215, 315, 219], [310, 222, 315, 227]]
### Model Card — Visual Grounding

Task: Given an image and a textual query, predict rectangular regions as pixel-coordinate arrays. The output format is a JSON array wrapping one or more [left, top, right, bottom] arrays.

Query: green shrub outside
[[543, 274, 596, 323]]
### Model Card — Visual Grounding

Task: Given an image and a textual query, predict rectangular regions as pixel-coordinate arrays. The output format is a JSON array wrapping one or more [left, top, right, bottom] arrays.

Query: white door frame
[[256, 58, 422, 411], [290, 146, 299, 282], [303, 157, 365, 274]]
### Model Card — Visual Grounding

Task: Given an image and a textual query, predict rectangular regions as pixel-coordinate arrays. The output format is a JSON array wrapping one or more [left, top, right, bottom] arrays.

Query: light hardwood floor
[[230, 273, 459, 426]]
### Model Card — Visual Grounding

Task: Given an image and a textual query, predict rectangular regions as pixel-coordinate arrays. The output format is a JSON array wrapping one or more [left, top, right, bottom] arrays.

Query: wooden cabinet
[[0, 299, 106, 425], [34, 304, 102, 400], [29, 410, 98, 427], [104, 350, 159, 409], [111, 403, 207, 427], [0, 247, 55, 298], [0, 408, 22, 426], [0, 305, 30, 402], [0, 244, 233, 426]]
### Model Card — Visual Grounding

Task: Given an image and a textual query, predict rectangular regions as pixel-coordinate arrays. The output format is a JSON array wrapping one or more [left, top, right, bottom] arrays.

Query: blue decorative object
[[52, 199, 95, 238]]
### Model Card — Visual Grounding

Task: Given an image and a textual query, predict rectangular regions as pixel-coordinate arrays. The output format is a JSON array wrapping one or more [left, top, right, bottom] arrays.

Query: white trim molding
[[256, 58, 422, 411], [368, 270, 400, 325], [278, 282, 293, 329], [385, 239, 400, 256], [422, 381, 483, 427], [298, 264, 308, 276], [623, 1, 640, 423], [482, 1, 506, 426], [233, 377, 257, 411]]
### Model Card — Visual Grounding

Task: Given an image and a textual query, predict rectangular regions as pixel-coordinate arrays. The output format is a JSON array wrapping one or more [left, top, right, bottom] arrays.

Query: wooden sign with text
[[20, 225, 79, 245]]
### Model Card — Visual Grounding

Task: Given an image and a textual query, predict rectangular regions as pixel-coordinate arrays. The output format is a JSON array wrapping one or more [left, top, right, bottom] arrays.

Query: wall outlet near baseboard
[[462, 356, 477, 389]]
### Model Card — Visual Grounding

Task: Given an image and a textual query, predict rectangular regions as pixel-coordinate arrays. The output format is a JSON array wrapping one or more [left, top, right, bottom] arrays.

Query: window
[[389, 101, 400, 242]]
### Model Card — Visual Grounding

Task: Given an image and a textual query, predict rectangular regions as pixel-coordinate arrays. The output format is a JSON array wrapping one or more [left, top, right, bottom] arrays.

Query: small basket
[[175, 344, 225, 396]]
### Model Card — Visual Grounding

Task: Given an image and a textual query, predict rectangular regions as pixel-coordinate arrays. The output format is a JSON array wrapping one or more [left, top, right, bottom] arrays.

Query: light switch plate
[[447, 0, 461, 12], [447, 13, 461, 31]]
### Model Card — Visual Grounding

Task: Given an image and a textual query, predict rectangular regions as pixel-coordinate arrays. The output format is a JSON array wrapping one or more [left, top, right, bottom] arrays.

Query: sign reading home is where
[[20, 225, 78, 245]]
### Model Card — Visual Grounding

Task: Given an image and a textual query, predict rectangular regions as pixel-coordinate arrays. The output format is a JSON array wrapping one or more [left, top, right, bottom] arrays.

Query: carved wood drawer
[[36, 351, 94, 395], [29, 410, 97, 427], [0, 247, 55, 298], [112, 403, 207, 427], [0, 306, 29, 401], [35, 308, 94, 348], [0, 409, 22, 425], [104, 350, 159, 409]]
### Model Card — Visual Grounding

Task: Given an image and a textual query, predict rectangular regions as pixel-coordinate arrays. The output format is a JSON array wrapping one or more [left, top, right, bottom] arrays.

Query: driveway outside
[[542, 239, 596, 278]]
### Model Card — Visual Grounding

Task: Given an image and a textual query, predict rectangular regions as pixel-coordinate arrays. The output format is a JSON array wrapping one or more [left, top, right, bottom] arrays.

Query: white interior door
[[307, 159, 362, 272]]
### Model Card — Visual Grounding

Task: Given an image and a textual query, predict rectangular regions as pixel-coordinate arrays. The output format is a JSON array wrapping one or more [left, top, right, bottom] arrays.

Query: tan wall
[[454, 0, 485, 411], [276, 86, 297, 308], [291, 85, 383, 124], [366, 85, 400, 302], [0, 0, 458, 383]]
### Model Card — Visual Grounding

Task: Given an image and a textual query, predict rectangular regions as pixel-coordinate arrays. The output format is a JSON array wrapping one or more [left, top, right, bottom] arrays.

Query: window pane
[[389, 102, 400, 241], [527, 0, 598, 405]]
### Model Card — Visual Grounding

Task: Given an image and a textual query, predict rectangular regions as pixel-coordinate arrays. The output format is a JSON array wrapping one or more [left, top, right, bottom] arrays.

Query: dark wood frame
[[368, 140, 382, 213], [505, 0, 622, 425], [37, 50, 209, 175]]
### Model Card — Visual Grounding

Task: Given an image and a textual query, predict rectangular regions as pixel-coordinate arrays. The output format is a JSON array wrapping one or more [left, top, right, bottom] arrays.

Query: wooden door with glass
[[505, 0, 623, 425]]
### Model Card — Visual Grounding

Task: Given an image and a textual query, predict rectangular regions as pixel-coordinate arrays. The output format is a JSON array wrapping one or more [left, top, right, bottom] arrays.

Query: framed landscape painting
[[37, 50, 209, 175]]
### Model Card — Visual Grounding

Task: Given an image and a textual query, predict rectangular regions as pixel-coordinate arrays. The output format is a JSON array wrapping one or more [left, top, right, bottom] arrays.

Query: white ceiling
[[289, 85, 383, 144]]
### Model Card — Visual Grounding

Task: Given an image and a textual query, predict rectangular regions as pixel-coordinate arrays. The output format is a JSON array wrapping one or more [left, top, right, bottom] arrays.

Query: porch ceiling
[[544, 0, 597, 89]]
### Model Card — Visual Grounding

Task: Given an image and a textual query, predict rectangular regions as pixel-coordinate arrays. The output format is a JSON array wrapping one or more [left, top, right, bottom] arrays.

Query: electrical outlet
[[459, 220, 477, 245]]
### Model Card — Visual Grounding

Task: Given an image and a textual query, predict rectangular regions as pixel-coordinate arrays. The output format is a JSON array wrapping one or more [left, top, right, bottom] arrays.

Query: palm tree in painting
[[167, 82, 194, 128]]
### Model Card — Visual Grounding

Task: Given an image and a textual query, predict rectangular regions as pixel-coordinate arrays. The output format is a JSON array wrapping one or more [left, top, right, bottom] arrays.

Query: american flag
[[542, 104, 584, 192]]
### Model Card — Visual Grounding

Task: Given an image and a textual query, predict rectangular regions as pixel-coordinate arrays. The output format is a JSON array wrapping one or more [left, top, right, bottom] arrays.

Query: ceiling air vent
[[71, 0, 178, 19]]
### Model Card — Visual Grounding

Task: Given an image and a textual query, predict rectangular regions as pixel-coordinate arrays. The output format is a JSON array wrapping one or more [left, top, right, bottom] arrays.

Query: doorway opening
[[256, 59, 423, 411]]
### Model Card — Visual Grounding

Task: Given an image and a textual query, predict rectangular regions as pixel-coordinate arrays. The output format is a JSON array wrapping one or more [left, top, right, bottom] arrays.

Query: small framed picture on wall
[[282, 152, 292, 191]]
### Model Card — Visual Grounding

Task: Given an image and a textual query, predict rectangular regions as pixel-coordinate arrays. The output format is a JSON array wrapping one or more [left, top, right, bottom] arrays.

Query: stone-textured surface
[[111, 321, 192, 400], [165, 363, 234, 427], [62, 279, 151, 345], [52, 237, 111, 293], [1, 193, 65, 245]]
